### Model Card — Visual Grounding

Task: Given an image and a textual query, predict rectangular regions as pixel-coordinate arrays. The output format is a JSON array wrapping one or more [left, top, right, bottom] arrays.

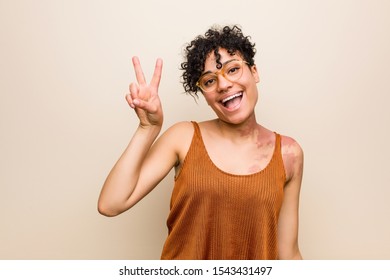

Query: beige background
[[1, 0, 389, 259]]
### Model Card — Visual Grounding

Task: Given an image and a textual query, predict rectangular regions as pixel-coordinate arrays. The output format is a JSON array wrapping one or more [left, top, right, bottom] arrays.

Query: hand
[[126, 56, 163, 128]]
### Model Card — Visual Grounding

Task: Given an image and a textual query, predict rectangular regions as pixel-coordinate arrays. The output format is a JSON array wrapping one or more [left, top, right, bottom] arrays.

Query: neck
[[215, 115, 261, 142]]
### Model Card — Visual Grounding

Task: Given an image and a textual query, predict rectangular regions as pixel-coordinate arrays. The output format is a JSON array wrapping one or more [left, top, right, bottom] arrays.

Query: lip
[[219, 91, 244, 111], [221, 92, 243, 104], [219, 91, 243, 103]]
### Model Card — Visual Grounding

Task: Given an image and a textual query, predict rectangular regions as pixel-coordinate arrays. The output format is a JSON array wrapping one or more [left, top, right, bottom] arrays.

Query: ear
[[251, 65, 260, 83]]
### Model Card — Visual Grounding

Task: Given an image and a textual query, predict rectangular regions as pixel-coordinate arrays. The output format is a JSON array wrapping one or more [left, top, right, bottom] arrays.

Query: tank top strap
[[273, 132, 287, 181], [174, 121, 205, 181], [274, 132, 282, 154], [273, 132, 283, 163], [191, 121, 201, 136]]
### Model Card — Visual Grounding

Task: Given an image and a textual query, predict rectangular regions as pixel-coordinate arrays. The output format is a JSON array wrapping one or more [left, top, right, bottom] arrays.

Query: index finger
[[132, 56, 147, 85], [150, 58, 163, 89]]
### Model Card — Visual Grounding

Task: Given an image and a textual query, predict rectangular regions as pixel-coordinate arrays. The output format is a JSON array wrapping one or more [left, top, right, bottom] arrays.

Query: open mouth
[[221, 92, 243, 109]]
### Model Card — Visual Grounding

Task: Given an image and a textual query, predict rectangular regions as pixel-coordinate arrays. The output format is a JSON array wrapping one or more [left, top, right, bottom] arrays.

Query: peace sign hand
[[126, 56, 163, 128]]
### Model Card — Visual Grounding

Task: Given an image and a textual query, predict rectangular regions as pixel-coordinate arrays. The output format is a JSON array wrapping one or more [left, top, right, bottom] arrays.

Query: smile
[[221, 92, 243, 109]]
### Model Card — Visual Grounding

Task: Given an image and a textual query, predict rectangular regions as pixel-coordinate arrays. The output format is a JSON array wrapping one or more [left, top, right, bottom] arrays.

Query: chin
[[220, 114, 253, 126]]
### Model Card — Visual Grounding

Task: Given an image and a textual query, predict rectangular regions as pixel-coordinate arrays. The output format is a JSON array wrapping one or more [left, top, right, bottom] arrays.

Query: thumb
[[133, 99, 158, 113]]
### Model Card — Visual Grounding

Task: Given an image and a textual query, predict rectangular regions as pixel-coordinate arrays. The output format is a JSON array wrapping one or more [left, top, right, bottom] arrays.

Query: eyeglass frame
[[196, 59, 250, 93]]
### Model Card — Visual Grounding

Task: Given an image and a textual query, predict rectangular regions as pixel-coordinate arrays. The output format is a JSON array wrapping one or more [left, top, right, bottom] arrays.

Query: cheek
[[247, 82, 259, 97], [203, 95, 212, 106]]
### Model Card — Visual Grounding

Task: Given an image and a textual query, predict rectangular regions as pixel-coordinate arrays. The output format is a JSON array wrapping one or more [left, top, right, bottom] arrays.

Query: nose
[[216, 74, 233, 93]]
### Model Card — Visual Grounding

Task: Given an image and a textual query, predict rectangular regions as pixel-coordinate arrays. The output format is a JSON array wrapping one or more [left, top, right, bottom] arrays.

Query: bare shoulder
[[281, 135, 304, 157], [163, 121, 194, 138], [159, 121, 195, 163], [280, 135, 304, 183]]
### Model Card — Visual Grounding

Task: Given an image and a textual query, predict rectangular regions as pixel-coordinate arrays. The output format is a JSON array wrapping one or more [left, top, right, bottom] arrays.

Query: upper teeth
[[222, 93, 242, 103]]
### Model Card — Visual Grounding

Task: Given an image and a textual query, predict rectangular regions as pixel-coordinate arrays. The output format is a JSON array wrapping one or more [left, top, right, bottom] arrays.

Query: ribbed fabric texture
[[160, 122, 286, 260]]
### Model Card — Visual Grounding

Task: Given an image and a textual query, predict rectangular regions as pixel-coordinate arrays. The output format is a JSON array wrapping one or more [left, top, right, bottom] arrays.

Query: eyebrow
[[200, 59, 238, 76]]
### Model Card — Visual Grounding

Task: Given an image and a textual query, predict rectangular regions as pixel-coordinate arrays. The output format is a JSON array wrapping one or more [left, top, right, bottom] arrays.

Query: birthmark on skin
[[284, 151, 297, 169], [237, 126, 271, 148], [255, 128, 275, 149], [283, 139, 298, 161], [248, 164, 261, 173], [238, 125, 253, 138], [248, 145, 273, 174], [282, 137, 303, 180]]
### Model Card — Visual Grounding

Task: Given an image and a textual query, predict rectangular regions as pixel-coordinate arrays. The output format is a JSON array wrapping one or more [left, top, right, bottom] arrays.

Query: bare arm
[[98, 57, 177, 217], [278, 137, 304, 259]]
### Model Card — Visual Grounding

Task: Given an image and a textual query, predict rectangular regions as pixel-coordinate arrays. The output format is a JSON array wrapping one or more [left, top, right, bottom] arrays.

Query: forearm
[[98, 124, 161, 216]]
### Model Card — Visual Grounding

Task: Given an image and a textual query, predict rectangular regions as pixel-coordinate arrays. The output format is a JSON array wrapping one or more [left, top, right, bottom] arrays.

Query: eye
[[226, 63, 242, 76], [202, 76, 217, 88]]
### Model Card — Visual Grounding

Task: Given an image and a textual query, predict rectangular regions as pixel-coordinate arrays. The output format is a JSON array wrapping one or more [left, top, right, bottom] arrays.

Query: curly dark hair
[[181, 25, 256, 97]]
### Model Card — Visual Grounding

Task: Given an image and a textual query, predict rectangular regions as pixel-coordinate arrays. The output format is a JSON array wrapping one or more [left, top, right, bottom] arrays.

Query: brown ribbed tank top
[[160, 122, 286, 260]]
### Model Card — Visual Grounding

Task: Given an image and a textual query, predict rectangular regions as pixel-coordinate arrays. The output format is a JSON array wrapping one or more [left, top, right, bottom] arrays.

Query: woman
[[98, 25, 304, 260]]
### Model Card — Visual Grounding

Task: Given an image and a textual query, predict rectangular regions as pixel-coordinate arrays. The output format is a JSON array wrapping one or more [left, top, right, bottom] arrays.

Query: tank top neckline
[[192, 121, 280, 178]]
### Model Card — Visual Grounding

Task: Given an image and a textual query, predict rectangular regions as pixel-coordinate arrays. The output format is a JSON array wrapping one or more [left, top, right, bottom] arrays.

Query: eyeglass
[[196, 60, 249, 93]]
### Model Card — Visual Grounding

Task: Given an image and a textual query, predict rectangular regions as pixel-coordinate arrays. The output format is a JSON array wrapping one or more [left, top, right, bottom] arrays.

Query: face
[[200, 49, 260, 125]]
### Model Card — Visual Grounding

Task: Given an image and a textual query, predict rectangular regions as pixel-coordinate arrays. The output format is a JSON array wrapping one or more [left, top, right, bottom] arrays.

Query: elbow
[[97, 201, 121, 217], [97, 191, 134, 217], [278, 247, 302, 260]]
